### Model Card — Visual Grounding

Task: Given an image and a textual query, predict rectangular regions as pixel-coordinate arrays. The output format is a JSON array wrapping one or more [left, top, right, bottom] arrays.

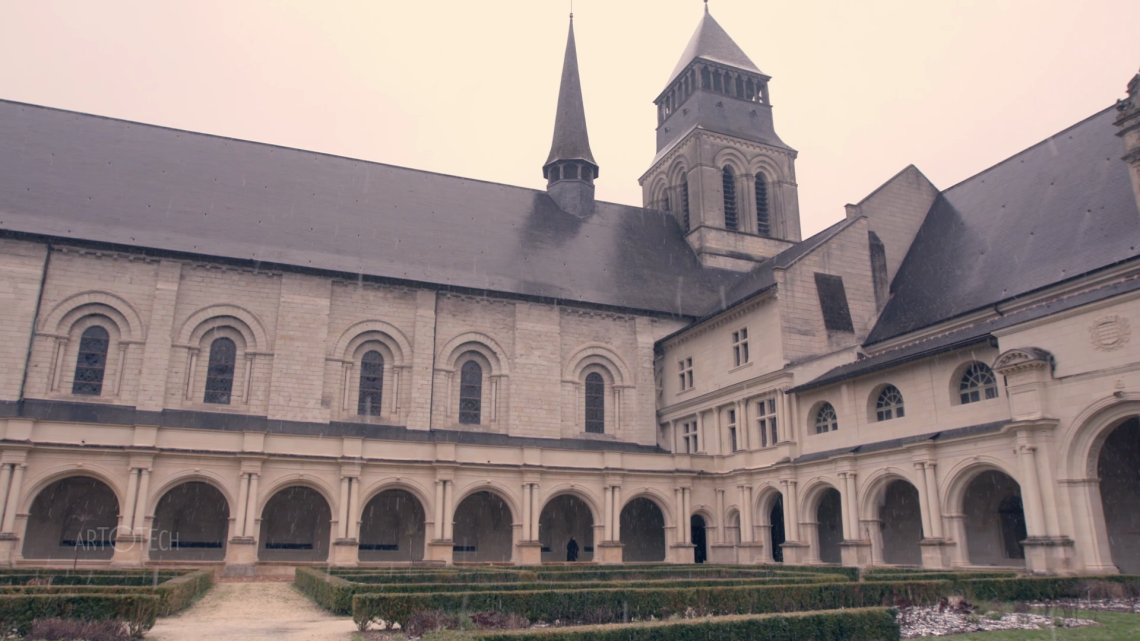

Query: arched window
[[459, 360, 482, 425], [815, 402, 838, 434], [72, 326, 110, 396], [876, 385, 905, 421], [722, 166, 738, 230], [584, 372, 605, 434], [680, 172, 691, 233], [755, 173, 770, 236], [959, 362, 998, 404], [203, 337, 236, 405], [357, 350, 384, 416]]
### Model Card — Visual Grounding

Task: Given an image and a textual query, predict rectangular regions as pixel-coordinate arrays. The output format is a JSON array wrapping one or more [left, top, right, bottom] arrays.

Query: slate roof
[[544, 17, 596, 171], [665, 7, 762, 86], [868, 106, 1140, 344], [0, 99, 736, 317]]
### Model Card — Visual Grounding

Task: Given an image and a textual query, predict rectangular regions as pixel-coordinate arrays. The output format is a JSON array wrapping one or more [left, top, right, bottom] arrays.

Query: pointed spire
[[665, 5, 761, 86], [544, 15, 597, 175]]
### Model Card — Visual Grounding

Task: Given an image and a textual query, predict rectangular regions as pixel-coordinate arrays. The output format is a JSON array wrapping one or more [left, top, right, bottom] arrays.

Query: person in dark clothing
[[566, 536, 579, 562]]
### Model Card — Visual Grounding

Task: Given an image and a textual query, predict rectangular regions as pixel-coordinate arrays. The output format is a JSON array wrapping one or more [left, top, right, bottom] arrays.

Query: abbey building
[[1, 7, 1139, 574]]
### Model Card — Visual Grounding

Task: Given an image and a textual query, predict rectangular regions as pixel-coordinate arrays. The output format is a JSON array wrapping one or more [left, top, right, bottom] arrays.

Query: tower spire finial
[[543, 15, 598, 216], [704, 0, 709, 13]]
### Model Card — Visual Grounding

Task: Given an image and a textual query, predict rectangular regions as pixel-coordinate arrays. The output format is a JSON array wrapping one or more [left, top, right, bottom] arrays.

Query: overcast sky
[[1, 0, 1137, 237]]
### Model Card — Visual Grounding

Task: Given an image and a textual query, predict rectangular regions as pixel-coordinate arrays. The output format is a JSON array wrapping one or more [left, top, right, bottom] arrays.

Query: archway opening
[[258, 486, 332, 562], [452, 491, 513, 562], [620, 497, 666, 562], [963, 470, 1026, 566], [23, 477, 119, 560], [1100, 417, 1140, 573], [769, 495, 785, 563], [691, 514, 707, 564], [816, 488, 843, 564], [879, 480, 923, 566], [149, 482, 229, 561], [359, 489, 426, 563], [539, 494, 593, 563]]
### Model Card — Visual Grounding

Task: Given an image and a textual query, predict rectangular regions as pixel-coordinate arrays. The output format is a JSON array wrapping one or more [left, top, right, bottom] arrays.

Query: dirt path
[[147, 580, 359, 641]]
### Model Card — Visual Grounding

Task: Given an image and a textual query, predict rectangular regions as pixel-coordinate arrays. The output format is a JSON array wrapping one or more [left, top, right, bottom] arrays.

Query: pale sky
[[1, 0, 1137, 237]]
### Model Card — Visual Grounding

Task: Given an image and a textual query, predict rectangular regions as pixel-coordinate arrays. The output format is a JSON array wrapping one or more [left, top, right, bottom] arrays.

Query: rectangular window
[[815, 273, 855, 333], [678, 357, 694, 391], [732, 328, 750, 367], [727, 409, 738, 452], [682, 421, 699, 453], [757, 398, 778, 448]]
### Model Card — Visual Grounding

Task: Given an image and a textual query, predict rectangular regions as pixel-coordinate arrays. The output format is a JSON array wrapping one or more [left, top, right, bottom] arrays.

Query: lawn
[[946, 611, 1140, 640]]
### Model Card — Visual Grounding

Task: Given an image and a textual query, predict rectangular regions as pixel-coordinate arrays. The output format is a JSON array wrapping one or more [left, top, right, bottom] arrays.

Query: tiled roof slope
[[0, 100, 737, 317], [868, 106, 1140, 344]]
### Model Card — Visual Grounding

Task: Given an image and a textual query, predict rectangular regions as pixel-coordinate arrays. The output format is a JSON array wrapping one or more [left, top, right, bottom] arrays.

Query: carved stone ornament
[[1090, 315, 1130, 351], [992, 347, 1053, 375]]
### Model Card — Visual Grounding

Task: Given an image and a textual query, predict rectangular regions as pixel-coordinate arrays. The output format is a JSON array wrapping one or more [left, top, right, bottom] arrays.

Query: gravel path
[[147, 580, 358, 641]]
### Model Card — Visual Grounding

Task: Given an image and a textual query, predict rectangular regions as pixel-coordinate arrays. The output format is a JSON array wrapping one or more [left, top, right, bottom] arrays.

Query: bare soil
[[147, 580, 358, 641]]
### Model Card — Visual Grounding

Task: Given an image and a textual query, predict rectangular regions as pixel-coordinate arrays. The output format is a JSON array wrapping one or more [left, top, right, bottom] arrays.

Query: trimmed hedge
[[0, 569, 210, 619], [471, 607, 899, 641], [952, 575, 1140, 601], [296, 567, 356, 615], [352, 580, 943, 628], [153, 569, 213, 616], [0, 572, 184, 587], [335, 567, 816, 585], [864, 572, 1018, 582], [0, 593, 160, 637]]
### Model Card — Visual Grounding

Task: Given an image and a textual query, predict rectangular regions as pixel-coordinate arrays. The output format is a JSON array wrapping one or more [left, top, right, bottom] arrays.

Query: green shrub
[[470, 607, 899, 641], [0, 593, 160, 638], [296, 567, 357, 615], [336, 567, 818, 585], [352, 579, 943, 628], [864, 571, 1018, 582], [153, 569, 213, 616], [951, 575, 1140, 602], [342, 575, 844, 597], [0, 572, 183, 587]]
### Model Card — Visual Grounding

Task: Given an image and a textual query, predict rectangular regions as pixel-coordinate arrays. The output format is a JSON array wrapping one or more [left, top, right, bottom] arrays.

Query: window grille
[[357, 350, 384, 416], [72, 326, 109, 396], [678, 357, 693, 391], [722, 167, 738, 230], [815, 402, 838, 434], [732, 328, 749, 367], [584, 372, 605, 433], [459, 360, 483, 424], [959, 363, 998, 404], [755, 173, 770, 236], [876, 385, 905, 421], [204, 337, 236, 405]]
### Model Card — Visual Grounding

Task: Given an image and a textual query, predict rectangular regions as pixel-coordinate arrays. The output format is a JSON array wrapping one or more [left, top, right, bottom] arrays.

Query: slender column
[[341, 363, 352, 411], [612, 485, 621, 542], [674, 488, 685, 543], [922, 462, 944, 538], [442, 481, 454, 540], [0, 465, 11, 531], [682, 488, 692, 544], [737, 485, 747, 541], [521, 483, 532, 541], [837, 473, 851, 540], [348, 477, 360, 540], [243, 473, 259, 538], [845, 473, 859, 541], [716, 489, 726, 544], [2, 465, 23, 534], [737, 400, 749, 450], [604, 486, 614, 541], [338, 476, 351, 539], [1018, 445, 1048, 537], [787, 480, 801, 541], [131, 469, 150, 534], [529, 484, 540, 543], [121, 469, 140, 536], [434, 480, 445, 540], [234, 473, 250, 538], [742, 486, 754, 543], [695, 412, 705, 453], [914, 462, 933, 538]]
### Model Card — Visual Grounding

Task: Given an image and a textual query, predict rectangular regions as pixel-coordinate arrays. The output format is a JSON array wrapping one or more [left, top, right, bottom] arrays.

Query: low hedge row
[[335, 567, 818, 585], [865, 571, 1018, 582], [471, 607, 899, 641], [0, 593, 160, 637], [153, 569, 213, 616], [0, 572, 183, 587], [352, 580, 942, 628], [952, 575, 1140, 602], [0, 569, 210, 618], [298, 567, 845, 615]]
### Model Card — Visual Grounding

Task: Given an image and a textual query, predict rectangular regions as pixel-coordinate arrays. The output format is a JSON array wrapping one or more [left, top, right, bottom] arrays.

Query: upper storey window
[[358, 350, 384, 417], [72, 326, 109, 396], [755, 173, 770, 236], [815, 402, 838, 434], [682, 420, 699, 453], [584, 372, 605, 434], [678, 357, 694, 391], [876, 385, 905, 421], [722, 166, 738, 230], [459, 360, 483, 424], [959, 363, 998, 404], [732, 328, 749, 367], [204, 337, 236, 405], [757, 398, 777, 447]]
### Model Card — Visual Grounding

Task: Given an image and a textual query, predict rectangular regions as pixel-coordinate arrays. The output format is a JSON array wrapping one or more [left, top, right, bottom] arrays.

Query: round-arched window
[[459, 361, 483, 425], [204, 337, 237, 405], [815, 403, 838, 434], [959, 363, 998, 404], [72, 326, 110, 396], [358, 350, 384, 416], [876, 385, 905, 421], [584, 372, 605, 434]]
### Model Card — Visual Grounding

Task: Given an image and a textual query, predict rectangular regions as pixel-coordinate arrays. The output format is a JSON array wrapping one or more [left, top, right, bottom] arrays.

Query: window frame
[[875, 384, 905, 422], [681, 420, 700, 453], [458, 359, 483, 425], [722, 166, 738, 230], [958, 362, 999, 405], [203, 336, 237, 405], [731, 328, 750, 368], [584, 371, 605, 434], [814, 402, 838, 434], [357, 349, 385, 417], [757, 397, 778, 447], [71, 325, 111, 396], [678, 357, 694, 392], [755, 172, 770, 236], [727, 408, 738, 452]]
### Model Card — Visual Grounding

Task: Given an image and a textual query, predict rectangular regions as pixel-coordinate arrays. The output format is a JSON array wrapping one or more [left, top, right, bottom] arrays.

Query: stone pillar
[[1017, 436, 1074, 573], [709, 488, 735, 564], [521, 484, 532, 541], [131, 469, 150, 534], [434, 480, 445, 540], [338, 477, 351, 539], [243, 473, 259, 538], [442, 481, 454, 540], [674, 488, 686, 543], [864, 518, 884, 565], [1, 465, 23, 534], [427, 478, 455, 565], [603, 485, 613, 542], [916, 461, 952, 569], [332, 472, 360, 566], [612, 485, 621, 541], [682, 488, 692, 544], [234, 473, 250, 538], [113, 466, 149, 568], [598, 484, 623, 564], [839, 471, 871, 567], [517, 482, 541, 565], [121, 468, 140, 537], [922, 463, 944, 539], [1062, 478, 1117, 573], [914, 463, 933, 538], [223, 469, 258, 572]]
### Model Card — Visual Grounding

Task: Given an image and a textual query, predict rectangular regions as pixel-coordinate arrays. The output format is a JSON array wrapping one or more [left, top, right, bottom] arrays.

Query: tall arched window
[[755, 173, 770, 236], [357, 350, 384, 416], [203, 337, 236, 405], [72, 326, 110, 396], [876, 385, 905, 421], [959, 363, 998, 404], [459, 361, 483, 425], [722, 166, 738, 230], [681, 172, 691, 233], [814, 402, 838, 434], [584, 372, 605, 434]]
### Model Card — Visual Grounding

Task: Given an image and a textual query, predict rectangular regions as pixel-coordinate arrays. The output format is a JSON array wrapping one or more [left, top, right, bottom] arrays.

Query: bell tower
[[639, 4, 802, 271]]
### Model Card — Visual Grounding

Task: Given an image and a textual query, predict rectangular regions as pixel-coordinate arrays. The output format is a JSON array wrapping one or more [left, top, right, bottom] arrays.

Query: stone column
[[716, 489, 726, 544], [611, 485, 621, 541], [434, 480, 445, 540], [529, 484, 540, 545], [348, 477, 360, 541], [121, 468, 140, 537], [243, 473, 259, 538], [521, 483, 532, 541], [131, 469, 150, 534], [914, 463, 933, 538], [682, 488, 692, 544], [837, 473, 852, 540], [603, 486, 613, 542], [922, 463, 944, 539], [1, 465, 23, 534], [1018, 444, 1048, 537], [338, 477, 351, 539], [442, 481, 454, 540], [675, 488, 686, 543], [234, 473, 250, 539], [0, 465, 10, 533]]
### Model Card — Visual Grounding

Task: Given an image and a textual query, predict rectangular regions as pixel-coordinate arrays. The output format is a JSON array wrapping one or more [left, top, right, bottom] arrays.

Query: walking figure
[[566, 536, 579, 562]]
